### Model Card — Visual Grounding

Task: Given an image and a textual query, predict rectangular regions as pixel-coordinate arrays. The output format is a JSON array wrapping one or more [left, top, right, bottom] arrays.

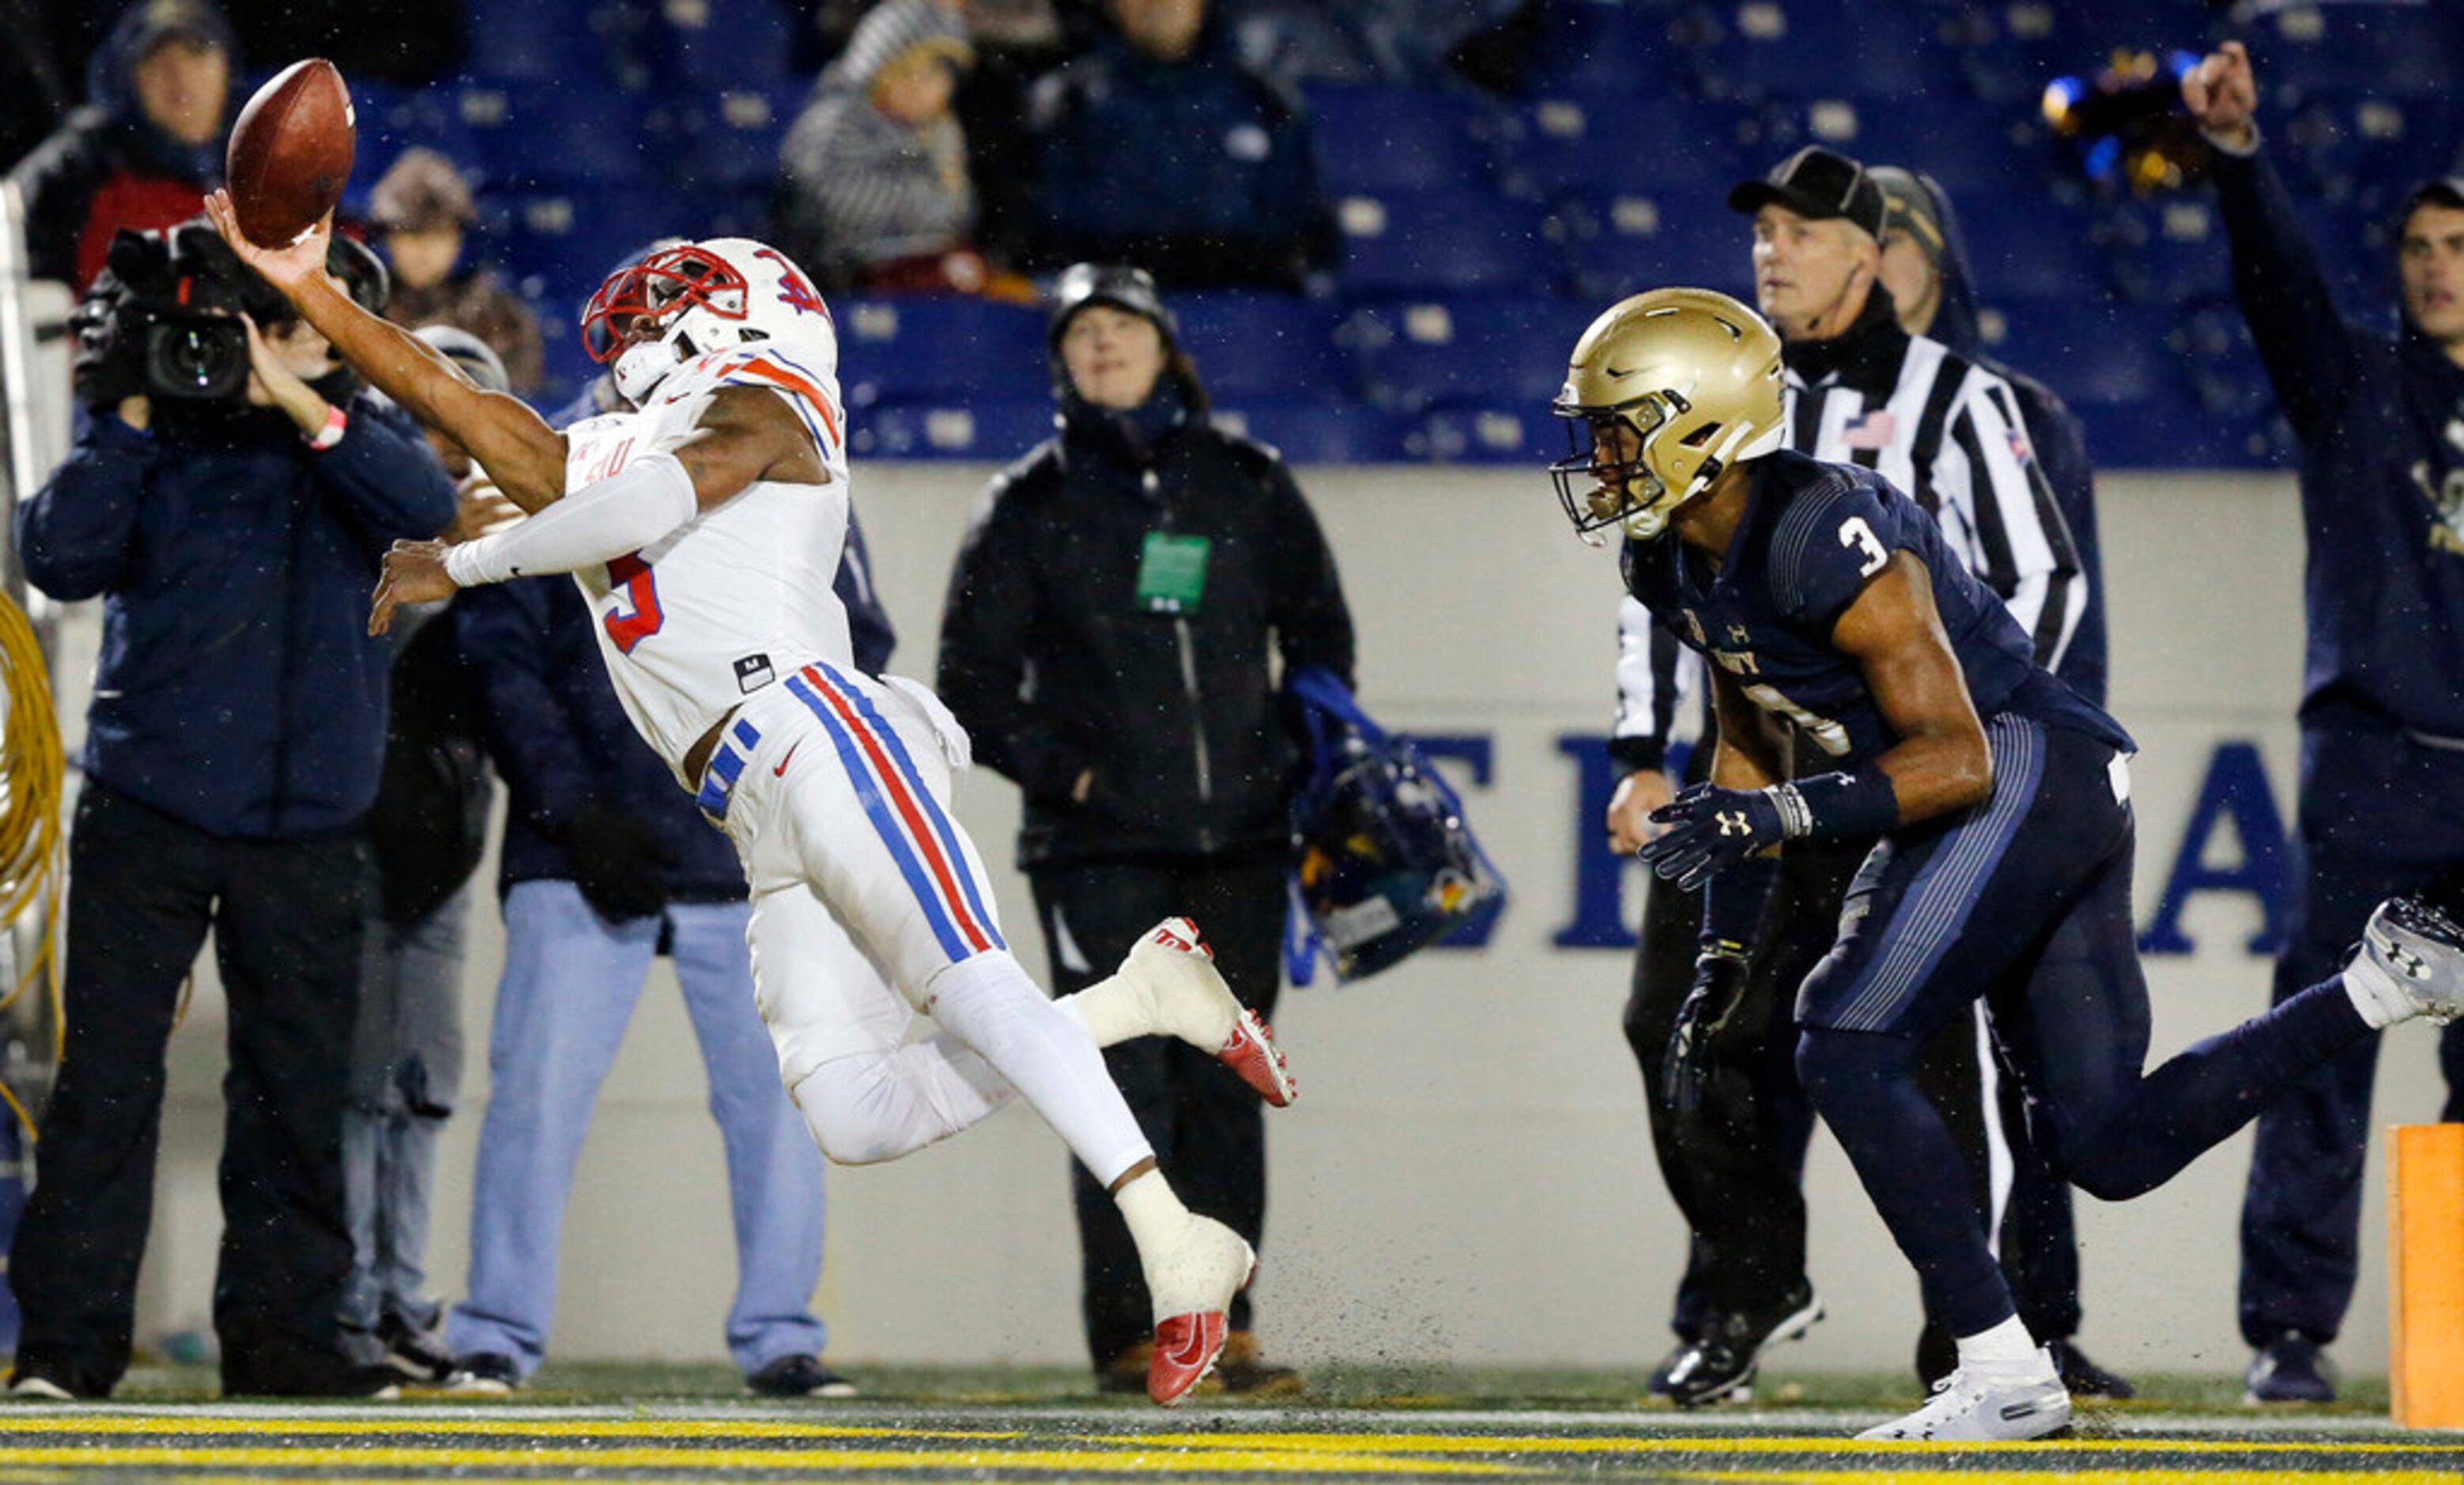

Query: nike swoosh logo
[[773, 741, 802, 777]]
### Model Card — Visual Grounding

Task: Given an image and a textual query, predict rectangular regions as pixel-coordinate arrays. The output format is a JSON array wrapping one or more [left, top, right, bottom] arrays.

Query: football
[[225, 59, 356, 248]]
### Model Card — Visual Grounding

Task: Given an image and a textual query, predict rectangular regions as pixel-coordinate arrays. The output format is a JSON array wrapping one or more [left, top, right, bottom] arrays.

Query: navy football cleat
[[2351, 896, 2464, 1025], [2243, 1332, 2336, 1405]]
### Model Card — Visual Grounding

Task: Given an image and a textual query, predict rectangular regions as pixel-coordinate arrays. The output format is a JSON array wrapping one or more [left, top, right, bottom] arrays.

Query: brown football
[[225, 59, 356, 248]]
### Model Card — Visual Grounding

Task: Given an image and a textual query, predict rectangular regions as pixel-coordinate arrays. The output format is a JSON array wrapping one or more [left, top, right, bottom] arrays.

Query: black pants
[[1624, 741, 2090, 1340], [9, 784, 366, 1396], [1028, 855, 1287, 1370]]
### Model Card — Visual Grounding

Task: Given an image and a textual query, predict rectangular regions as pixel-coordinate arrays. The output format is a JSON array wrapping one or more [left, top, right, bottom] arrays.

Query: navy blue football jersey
[[1621, 450, 2131, 765]]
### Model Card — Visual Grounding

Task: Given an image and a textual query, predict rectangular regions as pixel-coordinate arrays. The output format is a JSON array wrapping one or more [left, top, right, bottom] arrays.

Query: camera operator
[[6, 218, 457, 1401]]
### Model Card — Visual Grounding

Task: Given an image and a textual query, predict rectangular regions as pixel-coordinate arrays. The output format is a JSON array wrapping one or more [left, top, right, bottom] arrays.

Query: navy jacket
[[2212, 147, 2464, 740], [455, 551, 898, 897], [19, 397, 458, 837], [1024, 17, 1337, 289]]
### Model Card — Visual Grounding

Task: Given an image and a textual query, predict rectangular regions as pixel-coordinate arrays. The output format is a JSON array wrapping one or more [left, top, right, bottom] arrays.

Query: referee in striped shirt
[[1610, 144, 2092, 1408]]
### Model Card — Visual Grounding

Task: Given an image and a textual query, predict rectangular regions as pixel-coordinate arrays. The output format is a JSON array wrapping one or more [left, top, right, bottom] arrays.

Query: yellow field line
[[0, 1445, 1509, 1475], [1092, 1431, 2464, 1457], [0, 1417, 1007, 1439], [1664, 1472, 2464, 1485]]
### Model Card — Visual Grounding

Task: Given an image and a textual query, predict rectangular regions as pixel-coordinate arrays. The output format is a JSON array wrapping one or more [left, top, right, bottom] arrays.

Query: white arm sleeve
[[444, 450, 697, 587]]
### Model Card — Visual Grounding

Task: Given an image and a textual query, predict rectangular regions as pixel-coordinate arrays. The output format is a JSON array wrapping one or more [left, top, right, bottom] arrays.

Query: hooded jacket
[[17, 392, 458, 838], [2210, 144, 2464, 742], [939, 382, 1355, 868], [1902, 172, 2110, 707], [7, 0, 232, 289]]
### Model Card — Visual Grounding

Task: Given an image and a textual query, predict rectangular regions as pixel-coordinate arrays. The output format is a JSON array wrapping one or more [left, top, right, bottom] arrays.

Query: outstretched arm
[[371, 385, 823, 633], [202, 192, 569, 510]]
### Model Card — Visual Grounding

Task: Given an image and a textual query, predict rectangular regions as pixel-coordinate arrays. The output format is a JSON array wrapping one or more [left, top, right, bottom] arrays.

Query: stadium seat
[[1341, 297, 1592, 414], [1996, 300, 2180, 412], [1551, 188, 1754, 302], [1704, 0, 1947, 99], [1172, 294, 1347, 404], [1407, 404, 1560, 464], [1495, 92, 1747, 200], [1955, 203, 2100, 302], [1519, 0, 1686, 96], [1306, 85, 1501, 196], [650, 85, 804, 195], [432, 77, 653, 191], [657, 0, 800, 89], [476, 188, 678, 304], [833, 298, 1049, 408], [476, 0, 618, 82], [2097, 200, 2231, 307], [848, 399, 1056, 460], [1209, 402, 1412, 464], [2243, 2, 2464, 96], [1337, 191, 1559, 297]]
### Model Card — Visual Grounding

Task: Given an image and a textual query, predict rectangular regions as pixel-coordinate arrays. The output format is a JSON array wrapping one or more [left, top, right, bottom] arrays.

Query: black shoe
[[443, 1352, 522, 1395], [6, 1364, 93, 1401], [1645, 1336, 1697, 1399], [225, 1362, 402, 1400], [376, 1313, 457, 1384], [1662, 1281, 1824, 1408], [2243, 1331, 2335, 1405], [746, 1354, 857, 1398], [2048, 1338, 2134, 1399]]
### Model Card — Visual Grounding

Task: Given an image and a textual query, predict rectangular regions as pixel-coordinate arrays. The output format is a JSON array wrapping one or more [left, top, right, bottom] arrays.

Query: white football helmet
[[582, 236, 840, 405]]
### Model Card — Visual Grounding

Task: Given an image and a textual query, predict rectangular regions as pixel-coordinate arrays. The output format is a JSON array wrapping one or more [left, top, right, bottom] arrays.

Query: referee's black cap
[[1728, 145, 1887, 242]]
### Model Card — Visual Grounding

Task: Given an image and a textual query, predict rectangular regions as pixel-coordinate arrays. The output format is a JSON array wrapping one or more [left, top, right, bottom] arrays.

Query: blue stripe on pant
[[445, 882, 827, 1377]]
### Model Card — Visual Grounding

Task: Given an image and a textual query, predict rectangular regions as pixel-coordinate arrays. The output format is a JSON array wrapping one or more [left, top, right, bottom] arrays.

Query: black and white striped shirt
[[1612, 310, 2084, 765]]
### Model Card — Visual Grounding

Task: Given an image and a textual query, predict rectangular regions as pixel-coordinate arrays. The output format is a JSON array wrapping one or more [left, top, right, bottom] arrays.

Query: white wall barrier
[[110, 464, 2447, 1376]]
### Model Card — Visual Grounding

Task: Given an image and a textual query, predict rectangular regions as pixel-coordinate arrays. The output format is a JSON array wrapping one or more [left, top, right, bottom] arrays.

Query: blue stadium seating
[[2239, 2, 2464, 96], [848, 399, 1056, 460], [1495, 92, 1747, 200], [1519, 0, 1685, 96], [1172, 294, 1347, 404], [1307, 85, 1500, 195], [1956, 202, 2100, 301], [476, 188, 677, 302], [1336, 190, 1559, 297], [1703, 0, 1949, 100], [657, 0, 801, 89], [1341, 297, 1592, 414], [650, 85, 805, 194], [1551, 188, 1754, 302], [1210, 402, 1412, 464], [428, 77, 654, 191], [1997, 299, 2181, 411], [833, 298, 1049, 408], [1408, 404, 1561, 463]]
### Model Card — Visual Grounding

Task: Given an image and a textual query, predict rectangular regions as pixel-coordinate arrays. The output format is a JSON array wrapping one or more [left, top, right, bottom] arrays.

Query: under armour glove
[[1641, 783, 1785, 891], [563, 802, 678, 924], [1662, 951, 1749, 1116]]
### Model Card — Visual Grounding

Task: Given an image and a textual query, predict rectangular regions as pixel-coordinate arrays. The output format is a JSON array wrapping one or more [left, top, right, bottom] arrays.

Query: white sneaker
[[6, 1374, 75, 1401], [1140, 1212, 1256, 1408], [1122, 918, 1297, 1106], [2349, 897, 2464, 1026], [1858, 1349, 2071, 1442]]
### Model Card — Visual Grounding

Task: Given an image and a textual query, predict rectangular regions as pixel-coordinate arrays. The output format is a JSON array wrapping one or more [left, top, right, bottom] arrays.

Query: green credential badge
[[1135, 531, 1210, 614]]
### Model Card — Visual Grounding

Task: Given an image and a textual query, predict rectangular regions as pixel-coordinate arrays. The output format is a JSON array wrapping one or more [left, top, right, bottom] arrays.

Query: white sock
[[1113, 1167, 1191, 1256], [1956, 1315, 2042, 1370], [923, 950, 1153, 1183], [2342, 962, 2410, 1030], [1061, 973, 1147, 1048]]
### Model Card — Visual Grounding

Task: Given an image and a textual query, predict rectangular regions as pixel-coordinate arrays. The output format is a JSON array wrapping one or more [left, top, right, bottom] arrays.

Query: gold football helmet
[[1549, 287, 1786, 542]]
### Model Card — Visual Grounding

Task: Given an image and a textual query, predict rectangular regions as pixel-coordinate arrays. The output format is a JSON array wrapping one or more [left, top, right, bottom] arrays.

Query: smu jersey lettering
[[1621, 450, 2130, 765], [561, 344, 855, 784]]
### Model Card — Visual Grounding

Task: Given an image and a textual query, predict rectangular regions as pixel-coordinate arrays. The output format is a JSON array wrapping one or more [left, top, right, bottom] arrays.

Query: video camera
[[70, 219, 388, 407]]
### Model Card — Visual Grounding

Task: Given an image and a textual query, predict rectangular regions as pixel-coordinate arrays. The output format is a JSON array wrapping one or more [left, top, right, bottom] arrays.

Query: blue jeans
[[341, 879, 474, 1347], [444, 882, 827, 1377]]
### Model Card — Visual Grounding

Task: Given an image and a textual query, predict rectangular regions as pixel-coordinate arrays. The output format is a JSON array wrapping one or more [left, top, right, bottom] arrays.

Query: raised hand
[[202, 188, 334, 296], [2183, 40, 2258, 149], [370, 540, 456, 636]]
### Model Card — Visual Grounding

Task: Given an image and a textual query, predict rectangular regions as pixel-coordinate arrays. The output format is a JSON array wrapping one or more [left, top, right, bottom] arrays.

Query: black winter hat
[[1048, 262, 1179, 351]]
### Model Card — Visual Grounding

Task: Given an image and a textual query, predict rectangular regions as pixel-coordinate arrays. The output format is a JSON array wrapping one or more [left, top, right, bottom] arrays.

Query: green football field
[[2, 1364, 2456, 1483]]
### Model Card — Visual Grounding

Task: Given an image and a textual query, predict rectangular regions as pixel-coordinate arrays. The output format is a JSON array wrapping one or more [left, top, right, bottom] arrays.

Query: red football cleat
[[1123, 918, 1300, 1107], [1148, 1309, 1229, 1407], [1219, 1009, 1298, 1108], [1144, 1222, 1257, 1408]]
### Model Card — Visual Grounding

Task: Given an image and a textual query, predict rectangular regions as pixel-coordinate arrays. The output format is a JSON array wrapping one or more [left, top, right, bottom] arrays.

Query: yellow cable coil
[[0, 587, 65, 1142]]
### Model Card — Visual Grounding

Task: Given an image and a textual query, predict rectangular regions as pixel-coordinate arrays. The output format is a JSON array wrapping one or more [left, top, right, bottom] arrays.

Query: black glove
[[562, 802, 677, 924], [1640, 782, 1787, 891], [1662, 951, 1750, 1116]]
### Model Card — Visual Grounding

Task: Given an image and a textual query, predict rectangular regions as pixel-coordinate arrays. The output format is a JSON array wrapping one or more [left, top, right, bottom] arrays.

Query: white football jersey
[[559, 342, 854, 784]]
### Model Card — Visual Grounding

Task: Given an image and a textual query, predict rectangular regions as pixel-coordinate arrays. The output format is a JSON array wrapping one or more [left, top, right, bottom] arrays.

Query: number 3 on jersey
[[1839, 515, 1889, 576], [605, 552, 664, 652]]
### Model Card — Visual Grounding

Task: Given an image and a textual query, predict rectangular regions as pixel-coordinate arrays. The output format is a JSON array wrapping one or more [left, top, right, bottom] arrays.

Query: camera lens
[[145, 316, 249, 399]]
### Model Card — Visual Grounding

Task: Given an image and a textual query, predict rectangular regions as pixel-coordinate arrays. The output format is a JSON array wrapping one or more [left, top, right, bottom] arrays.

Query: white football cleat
[[1123, 918, 1297, 1106], [1858, 1349, 2071, 1442], [2349, 897, 2464, 1026], [1141, 1212, 1256, 1407]]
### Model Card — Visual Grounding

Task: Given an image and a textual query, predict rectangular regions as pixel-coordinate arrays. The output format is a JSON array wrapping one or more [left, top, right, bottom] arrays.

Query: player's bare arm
[[370, 387, 824, 634], [202, 192, 569, 511], [1831, 552, 1994, 822]]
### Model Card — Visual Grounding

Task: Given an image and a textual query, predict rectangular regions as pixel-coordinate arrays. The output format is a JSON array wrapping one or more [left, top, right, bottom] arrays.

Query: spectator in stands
[[1023, 0, 1336, 291], [7, 221, 454, 1401], [371, 149, 545, 396], [1865, 163, 2129, 1400], [339, 326, 517, 1385], [779, 0, 1030, 298], [7, 0, 232, 290], [1609, 144, 2085, 1409], [2181, 40, 2464, 1405], [431, 387, 898, 1400], [938, 263, 1353, 1396]]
